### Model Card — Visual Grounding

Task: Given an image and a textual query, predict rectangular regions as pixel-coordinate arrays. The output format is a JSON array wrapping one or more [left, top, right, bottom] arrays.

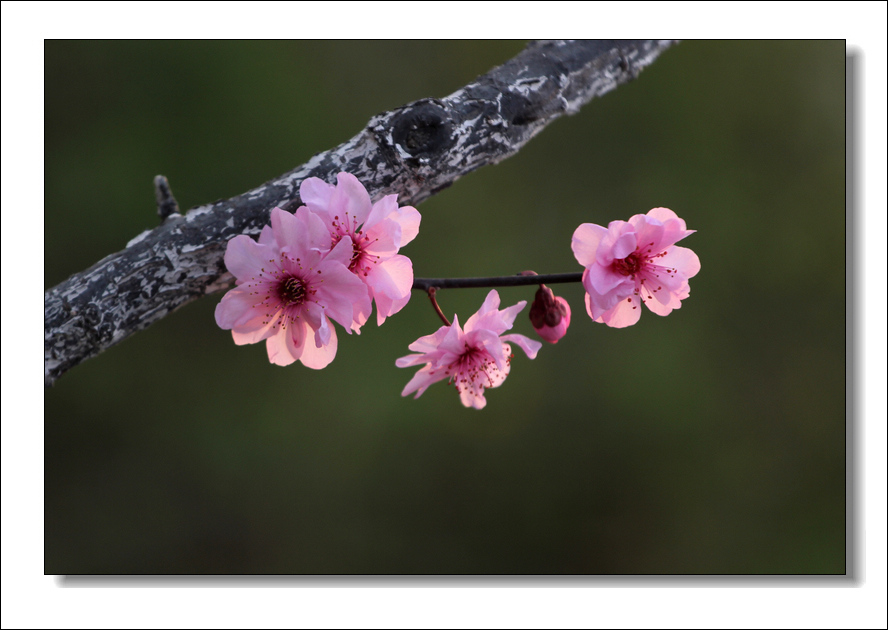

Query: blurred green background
[[44, 41, 845, 574]]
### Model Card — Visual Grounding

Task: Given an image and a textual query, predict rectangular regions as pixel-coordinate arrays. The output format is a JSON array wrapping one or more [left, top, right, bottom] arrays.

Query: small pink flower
[[571, 207, 700, 328], [529, 285, 571, 343], [214, 207, 371, 369], [396, 290, 542, 409], [298, 172, 421, 328]]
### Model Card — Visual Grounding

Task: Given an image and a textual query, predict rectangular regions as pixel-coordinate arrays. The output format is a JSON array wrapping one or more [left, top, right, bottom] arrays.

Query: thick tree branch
[[44, 39, 676, 385]]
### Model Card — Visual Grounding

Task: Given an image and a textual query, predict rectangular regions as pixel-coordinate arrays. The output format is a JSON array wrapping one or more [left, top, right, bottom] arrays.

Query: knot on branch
[[390, 99, 454, 162], [498, 88, 544, 127]]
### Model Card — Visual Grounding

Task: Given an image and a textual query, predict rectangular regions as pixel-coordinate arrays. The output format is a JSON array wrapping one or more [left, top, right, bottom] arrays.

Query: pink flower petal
[[456, 357, 510, 409], [629, 214, 666, 255], [458, 384, 490, 410], [658, 245, 701, 279], [593, 222, 631, 266], [471, 329, 509, 370], [373, 291, 412, 326], [215, 288, 265, 329], [404, 324, 452, 355], [283, 319, 313, 363], [278, 206, 328, 263], [258, 224, 275, 246], [329, 172, 372, 226], [611, 231, 638, 261], [270, 207, 302, 253], [299, 177, 336, 213], [299, 321, 338, 369], [501, 333, 542, 359], [468, 299, 527, 336], [495, 300, 527, 330], [364, 194, 399, 231], [306, 302, 330, 344], [643, 290, 679, 316], [600, 295, 643, 328], [640, 265, 686, 308], [351, 304, 371, 332], [323, 233, 356, 269], [585, 263, 632, 300], [396, 353, 431, 369], [401, 364, 450, 399], [266, 324, 300, 366], [366, 255, 413, 300], [647, 206, 681, 226], [312, 259, 371, 331], [362, 217, 400, 260], [365, 197, 422, 248], [392, 205, 421, 247], [584, 291, 597, 320], [230, 313, 280, 345], [436, 317, 465, 356], [648, 208, 694, 249], [571, 223, 607, 268], [223, 235, 271, 282], [465, 290, 502, 331]]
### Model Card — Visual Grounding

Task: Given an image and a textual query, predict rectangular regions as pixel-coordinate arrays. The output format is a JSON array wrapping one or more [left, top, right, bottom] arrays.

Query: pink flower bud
[[529, 285, 571, 343]]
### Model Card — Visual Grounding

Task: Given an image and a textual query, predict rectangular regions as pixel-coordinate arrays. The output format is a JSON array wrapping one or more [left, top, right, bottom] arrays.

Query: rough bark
[[44, 39, 676, 385]]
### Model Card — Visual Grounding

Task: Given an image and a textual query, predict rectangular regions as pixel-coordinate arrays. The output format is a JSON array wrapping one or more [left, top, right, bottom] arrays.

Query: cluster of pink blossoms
[[394, 207, 699, 408], [216, 178, 700, 409], [214, 173, 420, 369]]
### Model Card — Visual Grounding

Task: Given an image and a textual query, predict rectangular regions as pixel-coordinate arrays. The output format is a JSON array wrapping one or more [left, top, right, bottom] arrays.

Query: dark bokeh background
[[44, 41, 845, 574]]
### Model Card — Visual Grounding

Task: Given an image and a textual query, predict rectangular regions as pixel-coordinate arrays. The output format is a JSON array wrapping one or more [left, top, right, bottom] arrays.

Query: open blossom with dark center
[[571, 207, 700, 328], [396, 290, 542, 409], [298, 172, 421, 328], [214, 207, 371, 369]]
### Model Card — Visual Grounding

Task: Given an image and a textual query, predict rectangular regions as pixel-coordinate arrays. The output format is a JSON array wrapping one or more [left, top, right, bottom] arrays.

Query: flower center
[[613, 253, 643, 276], [329, 216, 376, 277], [278, 276, 306, 306], [348, 237, 364, 273]]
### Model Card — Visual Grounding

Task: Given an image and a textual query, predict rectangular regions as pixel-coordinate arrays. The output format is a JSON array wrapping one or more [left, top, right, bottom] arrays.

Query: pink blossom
[[214, 207, 371, 369], [571, 207, 700, 328], [529, 285, 571, 343], [298, 172, 421, 328], [396, 290, 542, 409]]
